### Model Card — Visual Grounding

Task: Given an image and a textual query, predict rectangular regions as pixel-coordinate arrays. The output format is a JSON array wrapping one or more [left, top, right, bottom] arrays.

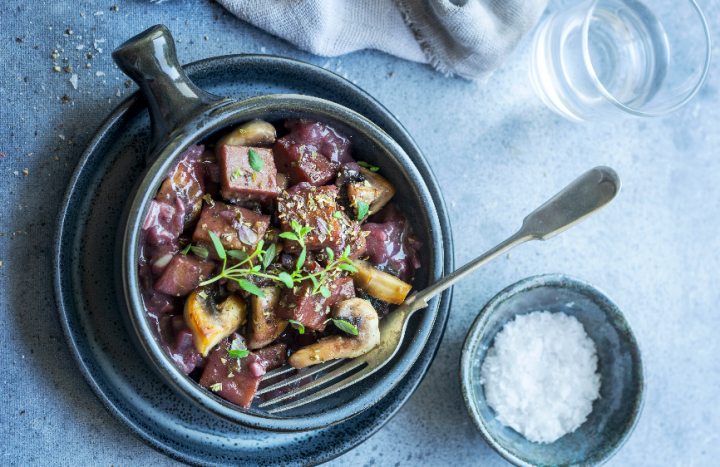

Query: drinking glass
[[530, 0, 711, 122]]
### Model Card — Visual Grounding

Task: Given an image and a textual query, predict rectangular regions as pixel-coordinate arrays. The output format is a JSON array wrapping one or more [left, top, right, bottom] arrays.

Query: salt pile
[[480, 311, 601, 443]]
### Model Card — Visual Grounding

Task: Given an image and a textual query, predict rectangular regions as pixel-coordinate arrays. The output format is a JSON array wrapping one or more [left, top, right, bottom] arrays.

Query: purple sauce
[[138, 145, 209, 374], [284, 118, 355, 164], [134, 124, 423, 385], [362, 203, 422, 282]]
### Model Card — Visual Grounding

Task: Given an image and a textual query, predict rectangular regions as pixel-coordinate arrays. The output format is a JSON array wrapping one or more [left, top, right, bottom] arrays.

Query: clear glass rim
[[581, 0, 712, 117]]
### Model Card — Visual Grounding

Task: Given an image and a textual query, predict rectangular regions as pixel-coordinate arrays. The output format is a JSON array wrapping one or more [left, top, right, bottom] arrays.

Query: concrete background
[[1, 0, 718, 465]]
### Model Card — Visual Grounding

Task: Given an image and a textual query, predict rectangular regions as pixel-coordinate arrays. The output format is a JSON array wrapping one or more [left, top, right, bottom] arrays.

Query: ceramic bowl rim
[[459, 273, 645, 467]]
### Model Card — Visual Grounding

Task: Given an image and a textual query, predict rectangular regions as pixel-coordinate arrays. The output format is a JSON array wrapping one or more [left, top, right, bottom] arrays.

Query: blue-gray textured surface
[[1, 0, 717, 465]]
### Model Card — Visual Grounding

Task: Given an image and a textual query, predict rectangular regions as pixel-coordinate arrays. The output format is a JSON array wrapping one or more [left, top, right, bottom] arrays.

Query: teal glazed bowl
[[460, 274, 644, 467]]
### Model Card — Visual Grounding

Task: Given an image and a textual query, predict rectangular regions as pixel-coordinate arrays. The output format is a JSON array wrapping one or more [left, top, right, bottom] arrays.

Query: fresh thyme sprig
[[198, 221, 358, 298]]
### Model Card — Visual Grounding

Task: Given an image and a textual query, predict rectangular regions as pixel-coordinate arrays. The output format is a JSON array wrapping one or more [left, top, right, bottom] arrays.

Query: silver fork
[[257, 166, 621, 413]]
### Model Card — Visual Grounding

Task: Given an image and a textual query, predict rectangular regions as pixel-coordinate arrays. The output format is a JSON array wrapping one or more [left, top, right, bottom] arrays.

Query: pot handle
[[112, 24, 231, 160]]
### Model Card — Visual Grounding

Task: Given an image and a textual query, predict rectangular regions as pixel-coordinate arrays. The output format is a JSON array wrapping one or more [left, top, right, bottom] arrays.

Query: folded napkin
[[217, 0, 548, 80]]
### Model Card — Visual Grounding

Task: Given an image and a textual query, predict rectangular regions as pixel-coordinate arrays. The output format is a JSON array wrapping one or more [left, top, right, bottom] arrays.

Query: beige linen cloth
[[217, 0, 548, 80]]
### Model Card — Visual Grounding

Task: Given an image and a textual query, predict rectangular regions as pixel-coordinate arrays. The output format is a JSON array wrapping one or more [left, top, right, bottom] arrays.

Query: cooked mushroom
[[215, 119, 276, 150], [184, 288, 247, 356], [347, 168, 396, 220], [156, 158, 204, 231], [351, 259, 411, 305], [246, 287, 288, 350], [288, 298, 380, 369]]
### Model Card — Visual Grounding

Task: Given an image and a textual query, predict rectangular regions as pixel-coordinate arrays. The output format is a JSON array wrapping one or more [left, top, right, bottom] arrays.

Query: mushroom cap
[[184, 289, 247, 356], [288, 298, 380, 369]]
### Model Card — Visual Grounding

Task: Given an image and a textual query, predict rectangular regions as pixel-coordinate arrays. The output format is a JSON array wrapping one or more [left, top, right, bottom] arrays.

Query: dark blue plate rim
[[53, 54, 454, 466]]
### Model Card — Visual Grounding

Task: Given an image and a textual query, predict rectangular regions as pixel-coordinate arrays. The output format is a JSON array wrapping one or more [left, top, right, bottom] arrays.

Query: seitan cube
[[192, 201, 270, 257], [218, 145, 278, 203]]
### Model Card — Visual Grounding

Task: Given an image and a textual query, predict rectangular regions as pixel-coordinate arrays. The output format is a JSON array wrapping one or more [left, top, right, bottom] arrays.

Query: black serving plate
[[53, 55, 453, 466]]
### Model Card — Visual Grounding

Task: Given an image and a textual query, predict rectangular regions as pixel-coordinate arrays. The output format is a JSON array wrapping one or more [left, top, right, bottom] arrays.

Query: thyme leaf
[[296, 247, 307, 273], [248, 148, 264, 171], [208, 231, 226, 260], [326, 318, 359, 335], [227, 250, 249, 262], [262, 243, 276, 270], [236, 278, 265, 298], [357, 161, 379, 171], [278, 271, 294, 288], [227, 338, 250, 359], [356, 201, 369, 220], [288, 319, 305, 334], [190, 245, 209, 259], [279, 232, 299, 242], [337, 263, 358, 273]]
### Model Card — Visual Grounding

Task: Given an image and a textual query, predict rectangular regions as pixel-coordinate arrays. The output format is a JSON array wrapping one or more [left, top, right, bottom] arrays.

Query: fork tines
[[257, 358, 367, 413]]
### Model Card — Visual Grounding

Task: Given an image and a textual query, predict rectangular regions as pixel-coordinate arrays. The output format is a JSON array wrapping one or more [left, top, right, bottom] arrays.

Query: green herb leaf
[[248, 148, 264, 171], [288, 319, 305, 334], [356, 201, 369, 220], [332, 211, 344, 219], [236, 278, 266, 298], [227, 338, 250, 359], [300, 226, 314, 237], [227, 250, 249, 262], [296, 247, 307, 273], [309, 275, 319, 289], [279, 232, 299, 242], [291, 220, 300, 232], [278, 272, 294, 288], [251, 264, 261, 272], [262, 243, 276, 270], [331, 319, 359, 335], [179, 244, 192, 255], [190, 246, 209, 259], [337, 263, 358, 273], [357, 161, 380, 171], [227, 349, 250, 359], [319, 286, 331, 299], [208, 231, 226, 260], [343, 246, 351, 259], [326, 247, 334, 262]]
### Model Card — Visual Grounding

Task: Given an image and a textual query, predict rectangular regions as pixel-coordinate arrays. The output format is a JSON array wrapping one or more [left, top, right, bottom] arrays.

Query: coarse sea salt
[[480, 311, 601, 444]]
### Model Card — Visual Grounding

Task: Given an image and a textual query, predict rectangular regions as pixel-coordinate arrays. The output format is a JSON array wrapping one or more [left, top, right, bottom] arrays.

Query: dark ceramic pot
[[112, 25, 445, 432]]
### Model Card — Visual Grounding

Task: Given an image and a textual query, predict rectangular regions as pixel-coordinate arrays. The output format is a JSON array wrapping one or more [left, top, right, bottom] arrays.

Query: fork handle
[[404, 166, 621, 313]]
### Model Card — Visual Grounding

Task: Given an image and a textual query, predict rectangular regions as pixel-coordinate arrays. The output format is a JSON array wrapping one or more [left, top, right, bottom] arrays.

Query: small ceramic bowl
[[111, 25, 445, 432], [460, 274, 644, 467]]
